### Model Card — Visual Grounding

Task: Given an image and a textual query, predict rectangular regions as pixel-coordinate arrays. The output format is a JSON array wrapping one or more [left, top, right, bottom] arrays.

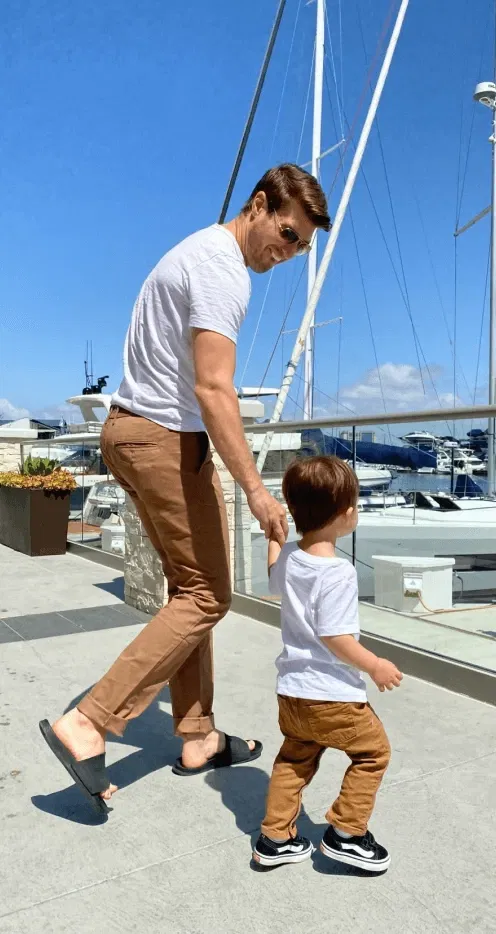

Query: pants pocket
[[304, 701, 357, 749]]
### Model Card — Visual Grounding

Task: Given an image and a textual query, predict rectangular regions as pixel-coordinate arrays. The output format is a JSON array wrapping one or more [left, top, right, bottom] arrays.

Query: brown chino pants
[[77, 407, 232, 737], [262, 696, 391, 839]]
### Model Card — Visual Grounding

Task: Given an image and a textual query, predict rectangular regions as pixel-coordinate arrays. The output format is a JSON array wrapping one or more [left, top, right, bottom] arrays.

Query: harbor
[[1, 1, 496, 932]]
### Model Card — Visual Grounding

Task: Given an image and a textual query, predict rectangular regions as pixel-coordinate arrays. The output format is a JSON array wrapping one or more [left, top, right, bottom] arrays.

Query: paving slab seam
[[2, 749, 494, 923], [0, 831, 249, 923], [0, 618, 28, 640], [367, 879, 451, 934], [0, 621, 92, 692], [383, 748, 496, 790], [51, 611, 92, 631]]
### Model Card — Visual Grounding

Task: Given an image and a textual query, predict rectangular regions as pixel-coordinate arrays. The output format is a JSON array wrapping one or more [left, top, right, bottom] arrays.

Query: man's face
[[245, 192, 317, 273]]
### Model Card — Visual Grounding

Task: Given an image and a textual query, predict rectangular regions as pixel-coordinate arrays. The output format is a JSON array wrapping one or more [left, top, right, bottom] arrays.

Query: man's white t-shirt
[[113, 224, 251, 432], [269, 542, 367, 702]]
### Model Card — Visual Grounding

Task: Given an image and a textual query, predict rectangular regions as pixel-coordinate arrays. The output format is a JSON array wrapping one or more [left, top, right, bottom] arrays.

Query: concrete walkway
[[0, 546, 495, 933]]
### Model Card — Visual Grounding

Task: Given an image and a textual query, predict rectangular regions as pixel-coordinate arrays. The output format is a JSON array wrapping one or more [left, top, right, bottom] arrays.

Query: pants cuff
[[260, 826, 294, 841], [326, 809, 367, 837], [77, 696, 127, 738], [174, 713, 215, 737]]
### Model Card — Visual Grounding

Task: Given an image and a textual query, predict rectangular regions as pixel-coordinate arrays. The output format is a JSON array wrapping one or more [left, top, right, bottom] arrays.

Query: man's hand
[[370, 658, 403, 692], [247, 486, 288, 547]]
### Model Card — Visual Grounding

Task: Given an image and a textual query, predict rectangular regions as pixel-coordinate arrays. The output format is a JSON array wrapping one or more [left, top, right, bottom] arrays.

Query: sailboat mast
[[474, 77, 496, 496], [303, 0, 325, 421], [489, 98, 496, 495], [256, 0, 411, 473]]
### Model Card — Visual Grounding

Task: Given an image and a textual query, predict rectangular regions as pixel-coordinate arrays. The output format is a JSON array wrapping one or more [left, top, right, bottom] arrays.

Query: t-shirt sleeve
[[187, 253, 250, 344], [268, 558, 282, 596], [315, 570, 359, 638]]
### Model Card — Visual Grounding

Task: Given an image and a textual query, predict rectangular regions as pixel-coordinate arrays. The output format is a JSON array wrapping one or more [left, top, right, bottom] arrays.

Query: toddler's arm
[[268, 539, 282, 573], [321, 634, 402, 692]]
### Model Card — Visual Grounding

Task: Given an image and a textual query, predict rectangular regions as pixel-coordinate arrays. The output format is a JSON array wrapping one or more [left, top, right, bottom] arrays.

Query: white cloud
[[339, 363, 464, 412], [32, 403, 77, 422], [0, 398, 30, 421]]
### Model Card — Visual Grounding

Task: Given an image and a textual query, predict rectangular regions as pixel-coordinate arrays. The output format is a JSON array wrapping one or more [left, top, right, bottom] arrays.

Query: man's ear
[[251, 190, 267, 217]]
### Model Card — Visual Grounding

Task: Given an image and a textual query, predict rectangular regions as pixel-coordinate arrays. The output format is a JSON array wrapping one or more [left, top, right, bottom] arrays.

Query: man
[[40, 164, 331, 813]]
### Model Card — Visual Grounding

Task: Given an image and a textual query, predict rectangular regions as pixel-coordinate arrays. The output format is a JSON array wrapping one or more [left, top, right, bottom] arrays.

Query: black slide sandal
[[172, 734, 263, 777], [39, 719, 111, 815]]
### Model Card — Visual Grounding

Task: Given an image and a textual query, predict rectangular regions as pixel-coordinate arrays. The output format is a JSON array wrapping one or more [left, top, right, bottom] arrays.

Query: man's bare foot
[[181, 730, 256, 770], [52, 708, 117, 801]]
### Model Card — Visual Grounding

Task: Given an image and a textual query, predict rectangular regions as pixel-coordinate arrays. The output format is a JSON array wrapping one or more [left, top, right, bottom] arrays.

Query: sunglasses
[[273, 209, 313, 255]]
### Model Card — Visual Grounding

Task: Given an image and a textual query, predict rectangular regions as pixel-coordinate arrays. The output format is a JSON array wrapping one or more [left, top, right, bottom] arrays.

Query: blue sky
[[0, 0, 493, 433]]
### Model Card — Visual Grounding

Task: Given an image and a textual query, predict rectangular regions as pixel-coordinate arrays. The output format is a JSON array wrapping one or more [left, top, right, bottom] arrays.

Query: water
[[390, 473, 489, 496]]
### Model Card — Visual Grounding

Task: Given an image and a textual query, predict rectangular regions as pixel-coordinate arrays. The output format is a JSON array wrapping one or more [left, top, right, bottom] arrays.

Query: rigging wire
[[453, 234, 459, 432], [323, 0, 344, 138], [349, 206, 392, 440], [372, 122, 426, 393], [323, 63, 452, 428], [269, 0, 303, 164], [451, 3, 488, 430], [320, 32, 391, 434], [336, 289, 342, 417], [296, 38, 316, 164], [253, 0, 400, 401], [355, 5, 425, 392], [455, 1, 489, 227], [338, 0, 344, 130], [412, 185, 472, 400], [218, 0, 287, 224], [237, 269, 275, 392], [238, 0, 304, 389], [292, 369, 356, 416], [473, 241, 491, 407], [255, 260, 309, 396], [325, 0, 397, 200], [327, 99, 447, 409]]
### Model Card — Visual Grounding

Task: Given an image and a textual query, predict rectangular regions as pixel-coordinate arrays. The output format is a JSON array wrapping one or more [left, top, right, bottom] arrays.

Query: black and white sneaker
[[253, 833, 314, 867], [320, 826, 390, 872]]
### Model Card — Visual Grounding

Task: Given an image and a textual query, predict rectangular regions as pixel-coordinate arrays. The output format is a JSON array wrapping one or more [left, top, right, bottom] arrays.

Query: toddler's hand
[[370, 658, 403, 692]]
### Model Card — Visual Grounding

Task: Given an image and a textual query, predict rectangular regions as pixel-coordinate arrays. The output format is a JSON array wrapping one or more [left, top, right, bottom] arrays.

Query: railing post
[[352, 425, 357, 568]]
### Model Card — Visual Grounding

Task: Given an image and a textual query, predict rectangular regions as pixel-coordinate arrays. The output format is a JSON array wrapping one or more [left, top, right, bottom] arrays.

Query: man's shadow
[[33, 695, 382, 876], [32, 686, 180, 825], [203, 767, 366, 876]]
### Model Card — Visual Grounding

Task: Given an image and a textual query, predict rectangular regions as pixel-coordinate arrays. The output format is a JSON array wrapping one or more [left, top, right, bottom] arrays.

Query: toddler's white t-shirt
[[269, 542, 367, 702]]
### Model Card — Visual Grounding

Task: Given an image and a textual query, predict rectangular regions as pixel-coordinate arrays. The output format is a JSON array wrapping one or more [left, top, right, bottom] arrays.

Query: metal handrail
[[245, 404, 496, 434]]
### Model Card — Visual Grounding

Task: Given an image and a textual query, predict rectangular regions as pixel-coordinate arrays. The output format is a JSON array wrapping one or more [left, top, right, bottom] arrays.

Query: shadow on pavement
[[205, 766, 377, 877], [93, 577, 125, 600], [32, 686, 180, 825]]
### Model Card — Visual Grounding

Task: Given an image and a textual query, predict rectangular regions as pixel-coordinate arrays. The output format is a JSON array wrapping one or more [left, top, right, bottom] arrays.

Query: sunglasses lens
[[281, 227, 299, 245]]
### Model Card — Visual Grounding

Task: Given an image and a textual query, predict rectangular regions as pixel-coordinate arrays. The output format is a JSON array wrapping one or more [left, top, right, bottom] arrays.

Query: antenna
[[84, 341, 91, 392], [82, 339, 110, 395]]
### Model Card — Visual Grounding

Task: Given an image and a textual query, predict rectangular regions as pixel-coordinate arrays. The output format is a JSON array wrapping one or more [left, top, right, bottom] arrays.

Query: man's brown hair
[[242, 164, 331, 231], [282, 455, 359, 535]]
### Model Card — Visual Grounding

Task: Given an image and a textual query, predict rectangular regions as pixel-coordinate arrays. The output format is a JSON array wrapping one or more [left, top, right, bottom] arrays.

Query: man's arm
[[192, 328, 288, 546]]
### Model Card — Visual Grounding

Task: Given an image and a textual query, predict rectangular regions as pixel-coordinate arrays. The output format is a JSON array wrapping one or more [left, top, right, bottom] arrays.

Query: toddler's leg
[[327, 703, 391, 836], [261, 734, 323, 840]]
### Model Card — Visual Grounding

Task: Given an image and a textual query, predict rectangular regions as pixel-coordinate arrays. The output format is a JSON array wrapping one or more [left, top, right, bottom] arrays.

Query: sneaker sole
[[252, 844, 315, 867], [320, 840, 390, 873]]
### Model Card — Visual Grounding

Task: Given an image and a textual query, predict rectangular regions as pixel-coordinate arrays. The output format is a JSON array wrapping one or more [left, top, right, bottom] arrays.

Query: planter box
[[0, 487, 71, 556]]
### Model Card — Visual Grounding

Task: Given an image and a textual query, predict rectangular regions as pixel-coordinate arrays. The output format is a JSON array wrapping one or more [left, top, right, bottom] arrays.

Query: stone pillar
[[123, 495, 166, 614], [0, 443, 21, 473], [123, 399, 264, 612]]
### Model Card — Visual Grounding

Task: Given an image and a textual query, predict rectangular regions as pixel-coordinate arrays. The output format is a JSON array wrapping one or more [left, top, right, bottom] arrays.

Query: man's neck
[[224, 216, 249, 266]]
